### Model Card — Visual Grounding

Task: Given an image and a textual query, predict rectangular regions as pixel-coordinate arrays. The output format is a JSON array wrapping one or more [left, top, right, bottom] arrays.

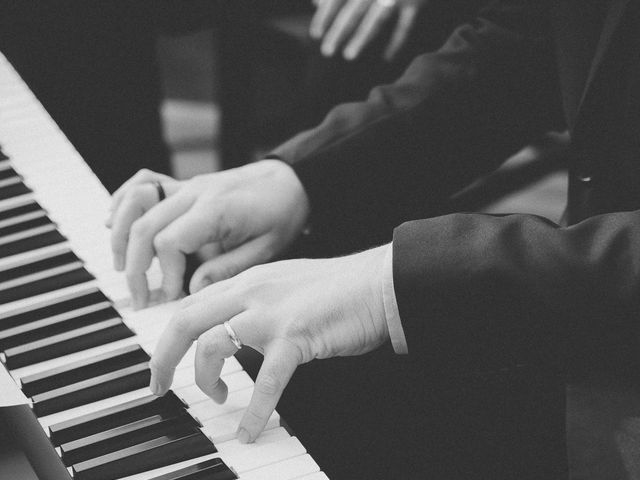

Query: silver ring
[[224, 321, 243, 350], [376, 0, 396, 8]]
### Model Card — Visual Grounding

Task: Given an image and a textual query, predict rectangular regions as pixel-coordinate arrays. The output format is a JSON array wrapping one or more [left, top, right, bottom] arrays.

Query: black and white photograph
[[0, 1, 639, 478]]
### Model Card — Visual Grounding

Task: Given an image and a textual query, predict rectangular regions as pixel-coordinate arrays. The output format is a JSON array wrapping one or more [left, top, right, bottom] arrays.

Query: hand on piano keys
[[0, 51, 329, 479], [150, 245, 391, 445], [106, 160, 310, 310]]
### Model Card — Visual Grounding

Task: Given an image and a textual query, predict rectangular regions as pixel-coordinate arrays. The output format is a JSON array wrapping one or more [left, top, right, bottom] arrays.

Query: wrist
[[254, 158, 311, 236]]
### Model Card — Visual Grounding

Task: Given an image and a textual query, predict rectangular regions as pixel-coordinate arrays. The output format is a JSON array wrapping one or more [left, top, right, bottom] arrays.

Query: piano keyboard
[[0, 52, 328, 480]]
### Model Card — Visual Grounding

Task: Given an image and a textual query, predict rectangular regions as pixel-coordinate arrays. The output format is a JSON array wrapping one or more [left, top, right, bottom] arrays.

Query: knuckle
[[127, 185, 149, 203], [169, 311, 194, 339], [243, 408, 264, 425], [188, 175, 207, 189], [256, 373, 281, 397], [211, 261, 242, 283], [178, 295, 195, 310], [199, 334, 221, 359], [137, 168, 153, 179], [153, 232, 174, 253], [283, 322, 307, 342], [129, 219, 150, 240]]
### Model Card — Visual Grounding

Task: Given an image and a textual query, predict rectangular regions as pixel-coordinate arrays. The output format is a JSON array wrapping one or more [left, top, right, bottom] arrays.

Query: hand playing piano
[[107, 160, 310, 309], [149, 244, 390, 443]]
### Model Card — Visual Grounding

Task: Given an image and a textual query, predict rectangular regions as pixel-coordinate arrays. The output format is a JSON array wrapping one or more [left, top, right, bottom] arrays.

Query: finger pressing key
[[238, 340, 301, 443], [111, 184, 159, 271], [194, 324, 240, 403], [125, 193, 193, 309]]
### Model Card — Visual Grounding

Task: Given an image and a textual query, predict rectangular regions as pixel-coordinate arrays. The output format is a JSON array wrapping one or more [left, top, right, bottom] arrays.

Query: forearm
[[274, 3, 560, 253]]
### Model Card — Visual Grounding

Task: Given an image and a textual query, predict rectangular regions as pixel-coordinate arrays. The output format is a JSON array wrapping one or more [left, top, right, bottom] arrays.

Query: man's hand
[[107, 160, 310, 309], [149, 245, 390, 443], [310, 0, 428, 61]]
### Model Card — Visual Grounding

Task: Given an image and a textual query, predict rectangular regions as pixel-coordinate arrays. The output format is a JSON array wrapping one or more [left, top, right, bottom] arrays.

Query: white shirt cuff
[[382, 243, 408, 354]]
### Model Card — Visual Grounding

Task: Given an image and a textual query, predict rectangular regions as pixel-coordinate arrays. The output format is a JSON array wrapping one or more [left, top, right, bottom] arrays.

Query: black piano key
[[32, 362, 151, 416], [21, 344, 148, 397], [0, 215, 52, 239], [2, 318, 134, 369], [149, 458, 237, 480], [0, 149, 8, 161], [0, 182, 30, 200], [72, 431, 217, 480], [49, 391, 186, 446], [0, 251, 78, 283], [0, 267, 93, 304], [0, 230, 65, 259], [0, 167, 18, 181], [0, 289, 108, 329], [0, 306, 119, 352], [60, 411, 200, 466], [0, 201, 42, 222]]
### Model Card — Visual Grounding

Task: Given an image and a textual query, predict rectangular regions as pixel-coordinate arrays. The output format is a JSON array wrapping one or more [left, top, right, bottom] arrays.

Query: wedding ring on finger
[[224, 321, 243, 350], [154, 181, 166, 202]]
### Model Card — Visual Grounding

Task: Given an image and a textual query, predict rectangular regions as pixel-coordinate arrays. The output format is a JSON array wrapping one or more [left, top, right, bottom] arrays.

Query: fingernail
[[150, 378, 161, 396], [321, 44, 334, 56], [344, 48, 356, 61], [237, 428, 251, 444]]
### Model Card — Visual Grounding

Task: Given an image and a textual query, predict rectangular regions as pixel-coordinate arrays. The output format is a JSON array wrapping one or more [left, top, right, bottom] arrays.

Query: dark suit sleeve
[[393, 211, 640, 376], [270, 1, 562, 253]]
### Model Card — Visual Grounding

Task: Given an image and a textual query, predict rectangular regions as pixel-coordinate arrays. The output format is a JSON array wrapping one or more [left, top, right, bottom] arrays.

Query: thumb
[[189, 236, 275, 293]]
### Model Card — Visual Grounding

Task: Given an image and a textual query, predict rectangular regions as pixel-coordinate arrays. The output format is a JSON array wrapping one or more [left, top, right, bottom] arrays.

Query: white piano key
[[0, 223, 58, 246], [119, 436, 306, 480], [0, 260, 84, 291], [0, 209, 47, 230], [239, 454, 319, 480], [295, 473, 330, 480], [0, 281, 98, 320], [0, 243, 71, 273], [188, 387, 254, 423], [222, 437, 306, 474], [2, 300, 112, 347], [0, 175, 22, 189], [175, 371, 253, 406], [11, 337, 141, 381], [0, 193, 35, 213], [200, 408, 280, 444], [216, 427, 291, 452]]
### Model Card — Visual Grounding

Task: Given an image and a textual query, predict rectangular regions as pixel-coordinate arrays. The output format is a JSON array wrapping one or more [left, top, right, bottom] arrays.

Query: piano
[[0, 51, 328, 480]]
